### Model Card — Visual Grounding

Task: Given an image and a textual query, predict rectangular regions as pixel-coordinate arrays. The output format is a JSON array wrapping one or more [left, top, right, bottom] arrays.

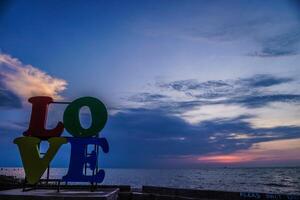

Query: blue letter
[[63, 137, 109, 183]]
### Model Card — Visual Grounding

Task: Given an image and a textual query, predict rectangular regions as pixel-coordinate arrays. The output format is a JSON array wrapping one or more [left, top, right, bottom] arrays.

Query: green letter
[[63, 97, 108, 137]]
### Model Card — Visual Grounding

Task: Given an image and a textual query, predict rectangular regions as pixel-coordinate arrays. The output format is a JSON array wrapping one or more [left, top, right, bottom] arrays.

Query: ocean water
[[0, 167, 299, 194]]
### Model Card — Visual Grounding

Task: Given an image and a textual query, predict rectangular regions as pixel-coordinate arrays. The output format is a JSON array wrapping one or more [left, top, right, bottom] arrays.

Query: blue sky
[[0, 0, 300, 168]]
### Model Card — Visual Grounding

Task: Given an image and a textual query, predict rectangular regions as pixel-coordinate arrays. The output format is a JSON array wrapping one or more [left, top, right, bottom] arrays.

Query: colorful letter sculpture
[[14, 137, 67, 184], [63, 97, 107, 137], [23, 96, 64, 139], [14, 96, 109, 185], [63, 137, 109, 182]]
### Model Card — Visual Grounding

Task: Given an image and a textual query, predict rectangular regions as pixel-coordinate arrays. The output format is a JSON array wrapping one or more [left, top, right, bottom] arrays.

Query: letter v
[[14, 137, 67, 184]]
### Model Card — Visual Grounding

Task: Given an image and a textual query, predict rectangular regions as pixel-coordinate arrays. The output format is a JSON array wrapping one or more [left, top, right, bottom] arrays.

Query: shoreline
[[2, 166, 300, 169], [0, 175, 299, 200]]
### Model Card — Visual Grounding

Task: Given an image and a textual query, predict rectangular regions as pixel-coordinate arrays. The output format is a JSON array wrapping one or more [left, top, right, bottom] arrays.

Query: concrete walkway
[[0, 188, 119, 200]]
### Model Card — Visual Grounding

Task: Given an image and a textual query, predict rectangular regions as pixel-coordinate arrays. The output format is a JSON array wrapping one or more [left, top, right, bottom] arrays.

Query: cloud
[[228, 94, 300, 108], [188, 19, 300, 57], [0, 76, 22, 109], [102, 107, 300, 167], [180, 101, 300, 129], [237, 74, 294, 88], [128, 92, 168, 103], [247, 102, 300, 128], [0, 53, 67, 108], [157, 74, 294, 102], [197, 138, 300, 165], [248, 31, 300, 57], [125, 74, 300, 129], [159, 79, 231, 95], [179, 104, 248, 125], [249, 48, 298, 57], [184, 17, 269, 43], [137, 1, 300, 57]]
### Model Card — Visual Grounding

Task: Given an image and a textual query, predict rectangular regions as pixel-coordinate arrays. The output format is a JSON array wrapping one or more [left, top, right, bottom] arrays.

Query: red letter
[[23, 96, 64, 139]]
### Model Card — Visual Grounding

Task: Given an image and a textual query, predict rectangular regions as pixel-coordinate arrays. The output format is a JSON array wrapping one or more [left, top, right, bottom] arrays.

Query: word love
[[14, 96, 109, 185]]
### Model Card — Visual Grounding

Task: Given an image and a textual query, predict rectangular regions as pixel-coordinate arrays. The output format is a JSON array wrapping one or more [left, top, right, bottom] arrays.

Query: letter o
[[63, 97, 108, 137]]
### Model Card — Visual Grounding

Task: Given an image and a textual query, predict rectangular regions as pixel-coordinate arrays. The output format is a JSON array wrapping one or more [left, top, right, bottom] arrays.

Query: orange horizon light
[[197, 155, 249, 163]]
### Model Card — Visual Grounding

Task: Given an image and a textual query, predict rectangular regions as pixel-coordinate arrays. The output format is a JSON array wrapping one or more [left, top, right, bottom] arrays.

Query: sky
[[0, 0, 300, 168]]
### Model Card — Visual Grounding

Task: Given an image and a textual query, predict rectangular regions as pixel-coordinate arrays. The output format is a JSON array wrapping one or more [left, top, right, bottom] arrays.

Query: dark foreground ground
[[0, 175, 299, 200]]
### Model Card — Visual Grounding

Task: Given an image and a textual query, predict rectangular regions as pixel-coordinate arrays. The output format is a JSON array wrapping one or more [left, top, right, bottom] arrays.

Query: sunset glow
[[198, 139, 300, 164], [1, 0, 300, 168]]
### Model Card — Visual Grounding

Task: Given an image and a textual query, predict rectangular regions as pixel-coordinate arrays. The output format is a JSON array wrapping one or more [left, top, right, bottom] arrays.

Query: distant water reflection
[[1, 167, 299, 194]]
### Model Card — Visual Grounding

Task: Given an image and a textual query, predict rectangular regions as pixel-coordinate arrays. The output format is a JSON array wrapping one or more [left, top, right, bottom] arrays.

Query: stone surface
[[142, 186, 300, 200], [0, 188, 119, 200]]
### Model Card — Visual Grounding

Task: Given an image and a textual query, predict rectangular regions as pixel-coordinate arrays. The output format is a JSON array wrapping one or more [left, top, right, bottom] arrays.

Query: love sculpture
[[14, 96, 109, 185]]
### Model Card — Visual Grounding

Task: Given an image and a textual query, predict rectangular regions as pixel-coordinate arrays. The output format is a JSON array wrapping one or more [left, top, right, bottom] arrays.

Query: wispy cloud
[[197, 138, 300, 165], [137, 1, 300, 58], [0, 75, 22, 109], [125, 74, 300, 129], [0, 53, 67, 108], [106, 73, 300, 166], [248, 30, 300, 57], [104, 107, 300, 167], [157, 74, 295, 104], [128, 92, 168, 103]]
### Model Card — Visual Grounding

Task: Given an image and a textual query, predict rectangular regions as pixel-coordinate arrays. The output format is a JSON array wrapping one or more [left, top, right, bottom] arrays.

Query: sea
[[0, 167, 299, 195]]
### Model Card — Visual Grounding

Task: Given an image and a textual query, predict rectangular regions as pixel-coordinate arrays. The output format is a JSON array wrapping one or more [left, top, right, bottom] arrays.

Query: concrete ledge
[[142, 186, 300, 200], [1, 186, 299, 200], [132, 192, 212, 200], [0, 188, 119, 200]]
